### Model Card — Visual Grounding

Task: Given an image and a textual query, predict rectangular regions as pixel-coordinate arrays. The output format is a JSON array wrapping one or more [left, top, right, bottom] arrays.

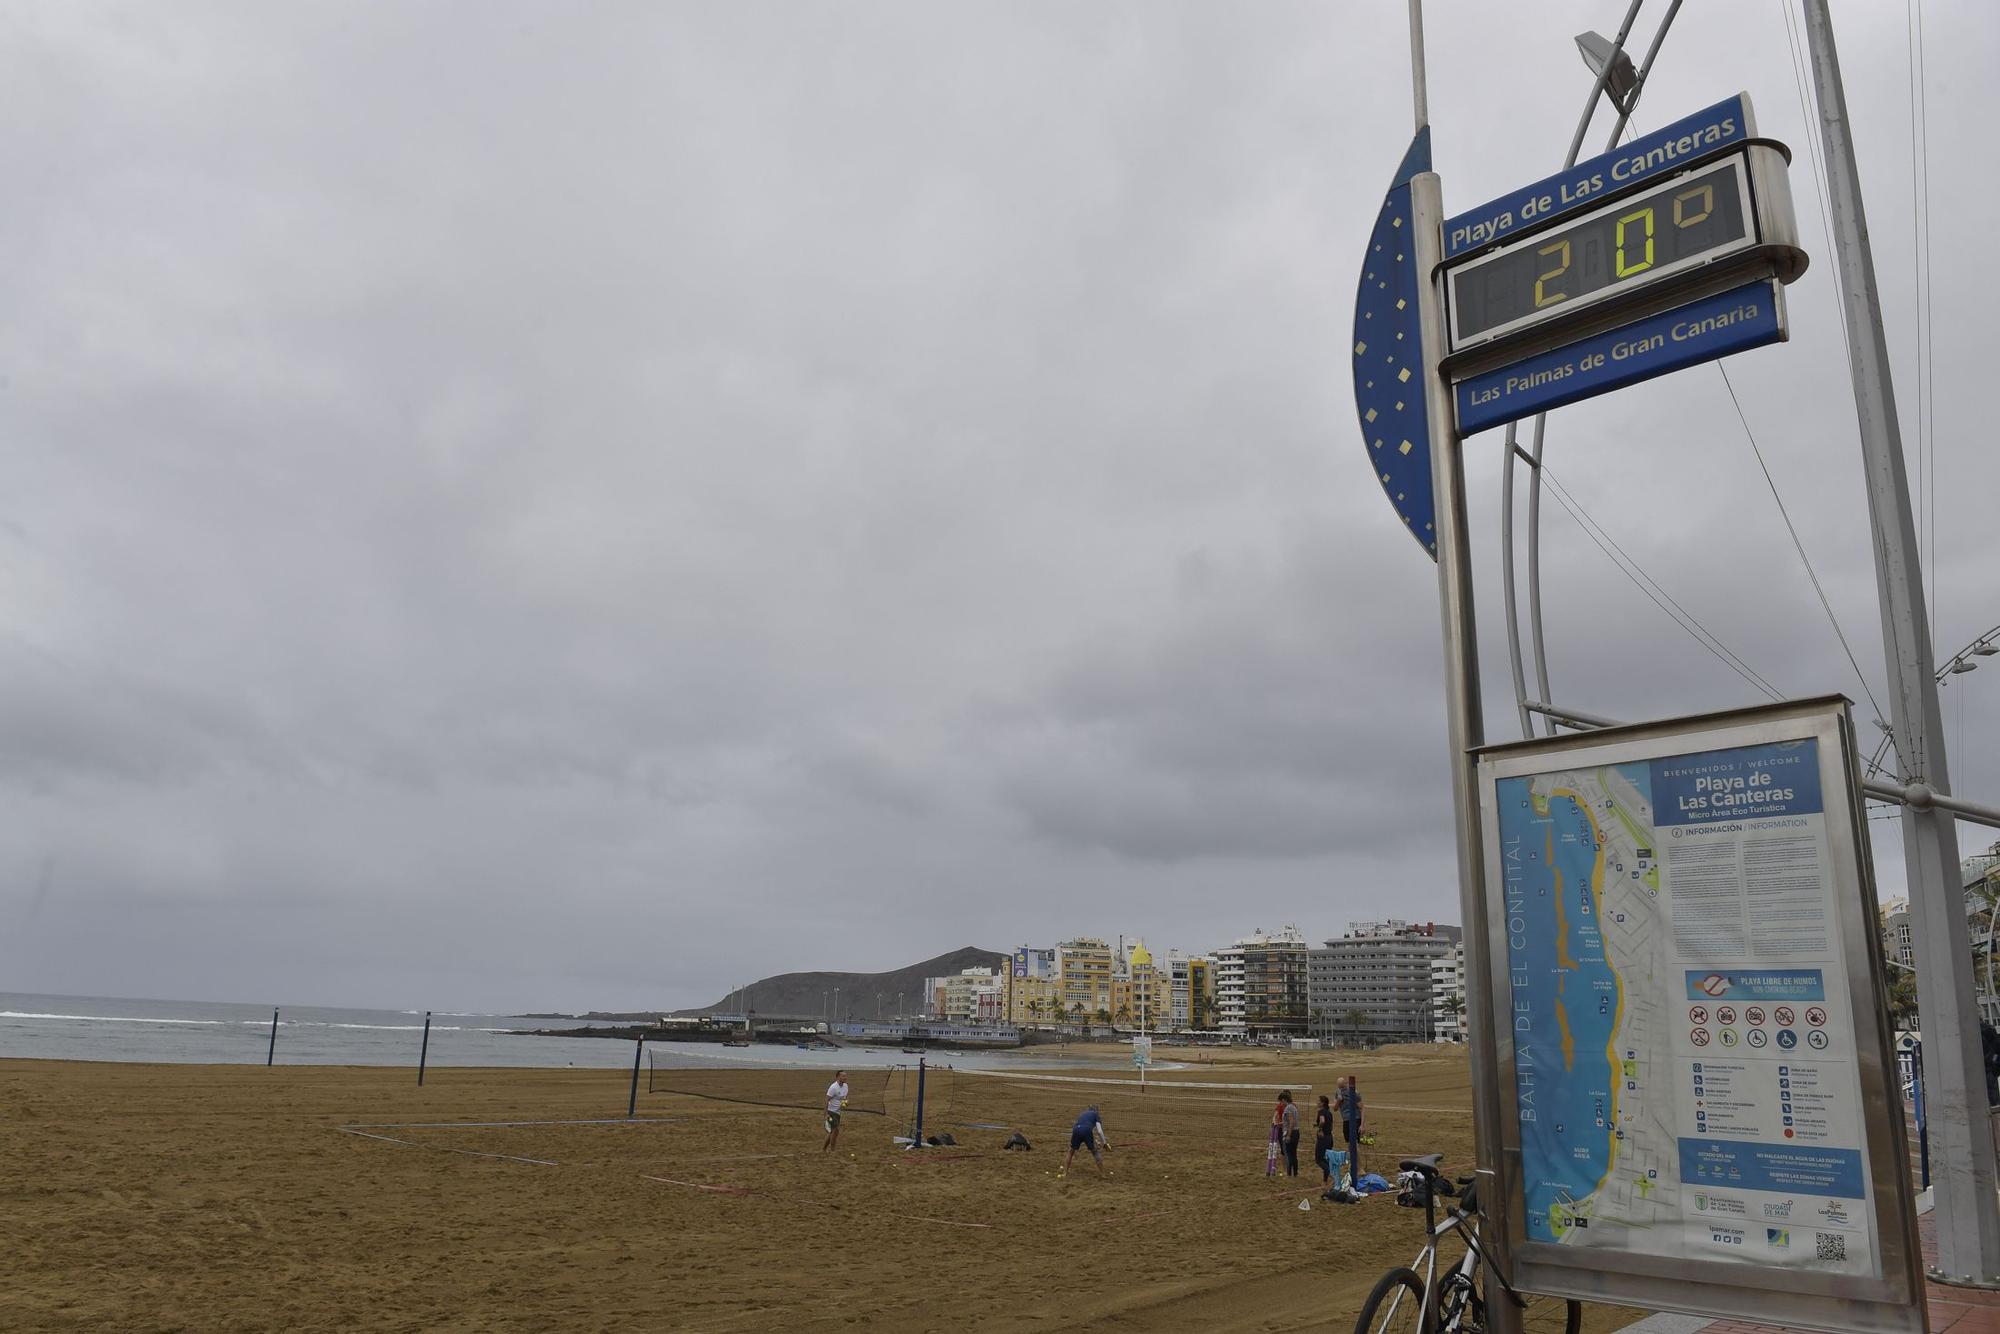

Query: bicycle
[[1353, 1153, 1581, 1334]]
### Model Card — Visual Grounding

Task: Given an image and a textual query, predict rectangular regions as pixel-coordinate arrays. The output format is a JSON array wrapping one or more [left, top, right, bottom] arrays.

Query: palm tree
[[1114, 1004, 1132, 1030], [1886, 969, 1920, 1028], [1070, 1002, 1085, 1032], [1095, 1007, 1112, 1027], [1344, 1008, 1368, 1046]]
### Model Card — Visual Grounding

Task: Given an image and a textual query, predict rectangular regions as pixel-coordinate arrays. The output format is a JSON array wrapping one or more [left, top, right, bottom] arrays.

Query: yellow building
[[1009, 974, 1062, 1028], [1186, 956, 1214, 1030], [1056, 937, 1113, 1023], [1110, 940, 1163, 1031]]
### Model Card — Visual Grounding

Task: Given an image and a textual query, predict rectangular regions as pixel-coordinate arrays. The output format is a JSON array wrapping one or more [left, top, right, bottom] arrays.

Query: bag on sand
[[1396, 1170, 1457, 1209], [1002, 1132, 1033, 1151]]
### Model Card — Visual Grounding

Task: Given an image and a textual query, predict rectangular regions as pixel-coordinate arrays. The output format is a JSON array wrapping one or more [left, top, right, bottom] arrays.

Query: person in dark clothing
[[1277, 1090, 1301, 1176], [1337, 1076, 1365, 1178], [1314, 1094, 1337, 1184], [1063, 1105, 1110, 1175]]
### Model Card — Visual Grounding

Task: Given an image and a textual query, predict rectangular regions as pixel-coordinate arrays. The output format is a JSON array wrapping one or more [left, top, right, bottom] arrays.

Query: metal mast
[[1406, 3, 1518, 1330], [1801, 0, 2000, 1284]]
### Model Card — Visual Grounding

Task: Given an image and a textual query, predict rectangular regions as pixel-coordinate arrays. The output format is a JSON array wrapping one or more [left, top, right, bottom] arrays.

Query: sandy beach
[[2, 1046, 1643, 1332]]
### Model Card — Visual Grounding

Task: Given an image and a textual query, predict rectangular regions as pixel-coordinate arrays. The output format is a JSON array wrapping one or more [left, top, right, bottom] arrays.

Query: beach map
[[1494, 736, 1882, 1276]]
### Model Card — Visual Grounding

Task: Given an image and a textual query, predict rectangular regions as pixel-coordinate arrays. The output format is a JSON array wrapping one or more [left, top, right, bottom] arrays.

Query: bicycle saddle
[[1399, 1153, 1445, 1175]]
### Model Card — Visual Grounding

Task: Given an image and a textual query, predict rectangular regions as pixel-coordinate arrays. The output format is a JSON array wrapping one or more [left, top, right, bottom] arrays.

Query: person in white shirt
[[823, 1071, 850, 1151]]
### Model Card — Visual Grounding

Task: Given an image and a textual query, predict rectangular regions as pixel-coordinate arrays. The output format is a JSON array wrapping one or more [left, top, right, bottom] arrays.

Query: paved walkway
[[1625, 1213, 2000, 1334]]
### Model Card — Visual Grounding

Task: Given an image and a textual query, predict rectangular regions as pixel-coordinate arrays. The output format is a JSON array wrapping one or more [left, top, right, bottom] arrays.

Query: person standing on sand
[[823, 1071, 850, 1151], [1337, 1076, 1365, 1178], [1062, 1105, 1110, 1175], [1314, 1094, 1336, 1184], [1277, 1090, 1301, 1176]]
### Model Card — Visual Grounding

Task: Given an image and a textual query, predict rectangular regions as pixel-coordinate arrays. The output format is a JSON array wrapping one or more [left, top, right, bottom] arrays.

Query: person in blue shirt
[[1337, 1076, 1365, 1177], [1063, 1105, 1110, 1175]]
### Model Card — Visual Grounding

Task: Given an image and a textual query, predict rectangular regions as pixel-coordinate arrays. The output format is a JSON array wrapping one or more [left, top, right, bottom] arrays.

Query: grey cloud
[[0, 2, 1993, 1011]]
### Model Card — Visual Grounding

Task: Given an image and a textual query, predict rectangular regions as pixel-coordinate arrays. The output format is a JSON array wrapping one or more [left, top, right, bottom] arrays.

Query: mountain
[[686, 945, 1007, 1022]]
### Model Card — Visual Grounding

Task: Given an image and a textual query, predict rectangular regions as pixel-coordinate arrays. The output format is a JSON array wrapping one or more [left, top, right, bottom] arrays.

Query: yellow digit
[[1615, 206, 1656, 278], [1535, 239, 1572, 309], [1675, 184, 1714, 228]]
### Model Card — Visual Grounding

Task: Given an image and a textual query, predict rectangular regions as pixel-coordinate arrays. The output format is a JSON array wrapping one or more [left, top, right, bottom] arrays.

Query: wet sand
[[1, 1047, 1644, 1331]]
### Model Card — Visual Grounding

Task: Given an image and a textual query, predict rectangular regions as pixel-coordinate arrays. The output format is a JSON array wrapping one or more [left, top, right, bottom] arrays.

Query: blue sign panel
[[1444, 94, 1751, 261], [1352, 129, 1436, 560], [1652, 738, 1823, 826], [1455, 279, 1782, 436]]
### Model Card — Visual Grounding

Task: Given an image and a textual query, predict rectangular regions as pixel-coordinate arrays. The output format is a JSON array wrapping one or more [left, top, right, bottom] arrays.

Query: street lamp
[[1865, 621, 2000, 778], [1574, 30, 1638, 115]]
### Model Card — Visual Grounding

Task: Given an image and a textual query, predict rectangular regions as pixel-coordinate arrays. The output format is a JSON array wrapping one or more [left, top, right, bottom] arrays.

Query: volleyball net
[[644, 1055, 903, 1118]]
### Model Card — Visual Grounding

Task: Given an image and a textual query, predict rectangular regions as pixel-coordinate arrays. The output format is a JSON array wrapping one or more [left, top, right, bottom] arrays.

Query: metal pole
[[266, 1007, 279, 1066], [1523, 414, 1554, 733], [912, 1057, 926, 1148], [1405, 0, 1428, 131], [1405, 4, 1517, 1328], [1915, 1044, 1931, 1191], [418, 1010, 432, 1086], [1504, 0, 1647, 738], [1802, 0, 2000, 1284], [1500, 438, 1535, 738], [628, 1035, 643, 1119], [1603, 0, 1684, 146]]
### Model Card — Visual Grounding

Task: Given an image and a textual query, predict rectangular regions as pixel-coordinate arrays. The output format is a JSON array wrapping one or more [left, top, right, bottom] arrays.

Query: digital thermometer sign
[[1448, 156, 1754, 352]]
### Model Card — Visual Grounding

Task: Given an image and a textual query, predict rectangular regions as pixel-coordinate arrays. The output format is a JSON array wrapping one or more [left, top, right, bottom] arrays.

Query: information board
[[1474, 700, 1923, 1334]]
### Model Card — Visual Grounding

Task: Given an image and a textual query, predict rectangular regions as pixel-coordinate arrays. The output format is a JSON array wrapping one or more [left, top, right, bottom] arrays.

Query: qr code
[[1816, 1232, 1847, 1261]]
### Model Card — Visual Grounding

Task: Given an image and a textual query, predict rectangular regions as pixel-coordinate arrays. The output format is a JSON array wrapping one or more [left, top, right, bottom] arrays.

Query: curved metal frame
[[1865, 621, 2000, 780], [1502, 0, 1685, 738]]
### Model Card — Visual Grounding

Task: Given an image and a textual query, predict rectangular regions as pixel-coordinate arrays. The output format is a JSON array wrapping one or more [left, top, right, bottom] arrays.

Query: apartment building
[[1057, 937, 1114, 1022], [1166, 950, 1213, 1030], [1215, 927, 1308, 1040], [1430, 941, 1466, 1042], [1007, 946, 1061, 1027], [926, 966, 1005, 1023], [1309, 919, 1461, 1045]]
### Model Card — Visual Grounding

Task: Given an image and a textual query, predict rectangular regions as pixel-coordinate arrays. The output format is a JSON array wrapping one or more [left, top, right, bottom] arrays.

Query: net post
[[628, 1036, 643, 1119], [418, 1011, 432, 1086], [266, 1008, 279, 1066], [913, 1058, 926, 1147]]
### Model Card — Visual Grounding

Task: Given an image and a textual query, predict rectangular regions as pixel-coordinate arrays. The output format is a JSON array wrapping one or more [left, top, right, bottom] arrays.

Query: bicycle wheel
[[1354, 1267, 1427, 1334], [1434, 1269, 1478, 1333], [1512, 1291, 1581, 1334]]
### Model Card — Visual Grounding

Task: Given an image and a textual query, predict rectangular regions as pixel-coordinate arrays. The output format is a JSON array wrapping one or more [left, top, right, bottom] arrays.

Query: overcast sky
[[3, 2, 1995, 1013]]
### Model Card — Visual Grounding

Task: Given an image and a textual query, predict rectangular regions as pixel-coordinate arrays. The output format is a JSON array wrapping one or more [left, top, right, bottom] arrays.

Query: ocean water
[[0, 992, 690, 1069], [0, 992, 1140, 1072]]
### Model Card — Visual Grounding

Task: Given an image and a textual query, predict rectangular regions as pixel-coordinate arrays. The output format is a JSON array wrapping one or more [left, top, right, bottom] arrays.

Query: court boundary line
[[337, 1127, 560, 1166], [952, 1069, 1310, 1092], [339, 1118, 677, 1131], [638, 1174, 994, 1229]]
